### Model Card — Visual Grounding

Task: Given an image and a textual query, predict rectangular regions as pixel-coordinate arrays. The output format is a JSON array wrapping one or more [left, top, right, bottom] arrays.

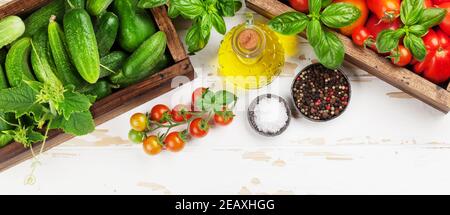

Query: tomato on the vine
[[335, 0, 369, 36], [352, 26, 374, 47], [438, 3, 450, 36], [171, 104, 192, 122], [130, 113, 148, 132], [365, 14, 401, 38], [128, 129, 146, 143], [143, 136, 163, 155], [164, 131, 187, 152], [150, 104, 170, 123], [192, 87, 208, 111], [367, 0, 400, 23], [214, 109, 234, 126], [390, 45, 412, 67], [189, 118, 209, 138]]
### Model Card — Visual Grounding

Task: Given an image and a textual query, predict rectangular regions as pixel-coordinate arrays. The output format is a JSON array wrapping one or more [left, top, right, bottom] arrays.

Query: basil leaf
[[215, 90, 237, 106], [172, 0, 205, 19], [409, 25, 428, 37], [309, 0, 322, 16], [322, 0, 333, 8], [400, 0, 424, 25], [200, 14, 212, 39], [186, 22, 209, 53], [211, 12, 226, 34], [168, 0, 181, 18], [418, 8, 447, 29], [404, 34, 427, 61], [137, 0, 167, 8], [312, 30, 345, 69], [217, 0, 242, 17], [320, 3, 361, 28], [376, 29, 405, 53], [195, 90, 215, 111], [307, 19, 323, 47], [268, 12, 309, 35]]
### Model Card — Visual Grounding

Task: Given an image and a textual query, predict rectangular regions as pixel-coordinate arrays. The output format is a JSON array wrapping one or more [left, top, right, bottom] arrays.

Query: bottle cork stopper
[[237, 29, 260, 51]]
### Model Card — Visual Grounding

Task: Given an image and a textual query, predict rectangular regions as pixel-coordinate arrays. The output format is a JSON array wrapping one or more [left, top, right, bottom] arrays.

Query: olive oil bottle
[[218, 13, 285, 89]]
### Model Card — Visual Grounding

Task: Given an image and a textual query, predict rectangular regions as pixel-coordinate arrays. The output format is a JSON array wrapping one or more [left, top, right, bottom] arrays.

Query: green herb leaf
[[172, 0, 205, 19], [211, 12, 226, 35], [404, 34, 427, 61], [50, 111, 95, 136], [400, 0, 424, 26], [418, 8, 447, 29], [59, 90, 93, 120], [268, 12, 309, 35], [137, 0, 167, 8], [312, 30, 345, 69], [0, 133, 13, 148], [307, 19, 323, 47], [217, 0, 242, 17], [376, 29, 405, 53], [409, 25, 428, 37], [309, 0, 322, 16], [0, 83, 43, 118], [322, 0, 333, 8], [215, 90, 237, 106], [186, 22, 210, 53], [195, 90, 215, 111], [200, 14, 213, 39], [320, 3, 361, 28], [167, 0, 181, 18]]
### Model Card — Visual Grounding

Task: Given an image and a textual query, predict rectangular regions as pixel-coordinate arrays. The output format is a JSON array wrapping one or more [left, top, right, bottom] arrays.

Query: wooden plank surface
[[0, 0, 51, 18], [246, 0, 450, 113]]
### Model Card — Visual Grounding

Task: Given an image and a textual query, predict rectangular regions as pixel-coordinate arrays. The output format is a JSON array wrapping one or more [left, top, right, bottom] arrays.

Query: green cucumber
[[95, 12, 119, 57], [0, 61, 14, 148], [0, 49, 7, 65], [0, 60, 8, 89], [24, 0, 65, 37], [64, 8, 100, 84], [0, 16, 25, 49], [110, 53, 169, 88], [48, 17, 85, 88], [100, 51, 128, 78], [31, 28, 62, 85], [80, 79, 113, 100], [114, 0, 157, 52], [123, 31, 167, 78], [65, 0, 86, 11], [5, 37, 36, 87], [87, 0, 114, 16]]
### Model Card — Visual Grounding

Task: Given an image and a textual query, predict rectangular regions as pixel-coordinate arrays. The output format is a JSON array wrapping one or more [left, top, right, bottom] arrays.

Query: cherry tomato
[[214, 109, 234, 126], [438, 3, 450, 36], [189, 118, 209, 138], [289, 0, 309, 12], [171, 104, 192, 122], [143, 136, 163, 155], [128, 129, 146, 143], [367, 0, 400, 23], [390, 45, 412, 67], [192, 87, 208, 111], [365, 14, 401, 38], [150, 104, 170, 123], [425, 0, 433, 7], [164, 132, 186, 152], [335, 0, 369, 36], [130, 113, 148, 132], [352, 26, 374, 47]]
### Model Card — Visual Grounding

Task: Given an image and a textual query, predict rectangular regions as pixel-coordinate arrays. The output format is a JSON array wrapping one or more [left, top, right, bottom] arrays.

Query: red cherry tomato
[[150, 104, 170, 123], [191, 87, 208, 111], [214, 109, 234, 126], [189, 118, 209, 138], [289, 0, 309, 12], [438, 3, 450, 36], [352, 26, 374, 47], [390, 45, 412, 67], [130, 113, 148, 132], [164, 132, 186, 152], [171, 104, 192, 122], [335, 0, 369, 36], [367, 0, 400, 22], [143, 136, 163, 156], [365, 14, 401, 38]]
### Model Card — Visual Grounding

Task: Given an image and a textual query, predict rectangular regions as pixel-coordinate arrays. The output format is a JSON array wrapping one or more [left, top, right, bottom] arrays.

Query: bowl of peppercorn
[[291, 63, 351, 122]]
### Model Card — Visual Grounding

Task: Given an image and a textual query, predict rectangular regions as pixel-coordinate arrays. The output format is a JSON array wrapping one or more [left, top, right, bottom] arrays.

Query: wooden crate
[[0, 0, 195, 172], [246, 0, 450, 113]]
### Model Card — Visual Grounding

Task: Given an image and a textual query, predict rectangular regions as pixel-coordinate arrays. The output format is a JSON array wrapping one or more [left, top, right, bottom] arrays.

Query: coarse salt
[[253, 97, 288, 133]]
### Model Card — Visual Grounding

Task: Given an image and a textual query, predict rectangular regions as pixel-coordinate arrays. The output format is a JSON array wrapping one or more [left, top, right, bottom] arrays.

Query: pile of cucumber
[[0, 0, 170, 147]]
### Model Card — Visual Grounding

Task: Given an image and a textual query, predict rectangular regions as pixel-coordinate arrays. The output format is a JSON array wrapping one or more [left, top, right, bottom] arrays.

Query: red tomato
[[143, 136, 163, 156], [367, 0, 400, 22], [365, 14, 402, 38], [434, 0, 450, 4], [425, 0, 433, 7], [335, 0, 369, 36], [289, 0, 309, 12], [130, 113, 148, 132], [390, 45, 412, 67], [164, 132, 186, 152], [189, 118, 209, 138], [191, 87, 208, 111], [171, 104, 192, 122], [413, 29, 450, 84], [214, 109, 234, 126], [352, 26, 374, 47], [150, 104, 170, 123], [438, 3, 450, 36]]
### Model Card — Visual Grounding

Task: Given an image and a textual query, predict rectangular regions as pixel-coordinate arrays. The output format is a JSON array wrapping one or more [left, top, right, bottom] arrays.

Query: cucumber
[[110, 53, 169, 88], [87, 0, 114, 16], [48, 16, 85, 88], [0, 62, 14, 148], [64, 8, 100, 84], [31, 28, 62, 85], [79, 79, 113, 100], [0, 16, 25, 49], [65, 0, 86, 11], [5, 37, 36, 87], [24, 0, 65, 37], [0, 49, 6, 65], [123, 31, 167, 78], [100, 51, 128, 78], [0, 60, 8, 89], [114, 0, 157, 52], [95, 12, 119, 57]]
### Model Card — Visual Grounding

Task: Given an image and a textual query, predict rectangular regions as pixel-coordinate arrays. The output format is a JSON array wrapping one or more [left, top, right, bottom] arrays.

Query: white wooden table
[[1, 4, 450, 195]]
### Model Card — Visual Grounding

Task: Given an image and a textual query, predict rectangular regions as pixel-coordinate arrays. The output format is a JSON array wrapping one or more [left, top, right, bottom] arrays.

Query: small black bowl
[[247, 94, 291, 137]]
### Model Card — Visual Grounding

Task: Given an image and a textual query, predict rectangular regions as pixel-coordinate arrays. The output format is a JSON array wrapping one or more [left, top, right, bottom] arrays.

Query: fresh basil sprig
[[376, 0, 447, 61], [138, 0, 242, 53], [269, 0, 361, 69]]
